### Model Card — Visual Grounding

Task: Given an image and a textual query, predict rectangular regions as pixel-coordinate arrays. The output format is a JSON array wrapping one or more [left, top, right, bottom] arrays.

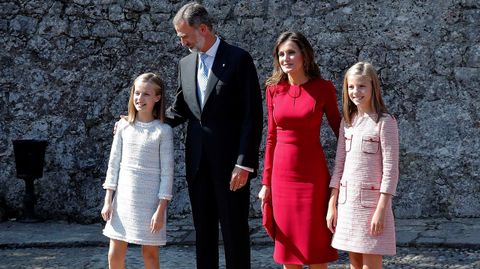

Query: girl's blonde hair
[[127, 73, 165, 123], [342, 62, 388, 126], [266, 31, 321, 86]]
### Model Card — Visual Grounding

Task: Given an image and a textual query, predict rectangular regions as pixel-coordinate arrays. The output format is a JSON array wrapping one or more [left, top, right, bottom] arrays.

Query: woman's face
[[278, 40, 304, 77], [347, 74, 373, 113]]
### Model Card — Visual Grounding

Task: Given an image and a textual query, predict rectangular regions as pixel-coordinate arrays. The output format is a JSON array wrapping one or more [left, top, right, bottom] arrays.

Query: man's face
[[174, 20, 205, 52]]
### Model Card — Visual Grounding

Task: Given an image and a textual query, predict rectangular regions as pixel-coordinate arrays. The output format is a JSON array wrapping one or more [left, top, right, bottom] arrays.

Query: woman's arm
[[326, 188, 339, 233], [151, 199, 169, 233], [259, 87, 277, 204], [157, 125, 174, 201], [323, 81, 341, 138], [101, 189, 114, 221], [370, 193, 392, 236]]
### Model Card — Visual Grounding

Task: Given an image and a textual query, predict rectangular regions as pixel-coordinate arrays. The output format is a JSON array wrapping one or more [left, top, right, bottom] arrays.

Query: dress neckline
[[352, 113, 378, 126], [135, 119, 158, 127], [282, 77, 315, 87]]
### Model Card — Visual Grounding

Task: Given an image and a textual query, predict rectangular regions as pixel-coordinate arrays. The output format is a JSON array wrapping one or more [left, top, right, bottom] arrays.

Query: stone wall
[[0, 0, 478, 223]]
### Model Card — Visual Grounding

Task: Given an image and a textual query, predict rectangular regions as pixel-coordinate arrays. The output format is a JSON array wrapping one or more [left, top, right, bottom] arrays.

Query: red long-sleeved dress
[[262, 78, 340, 264]]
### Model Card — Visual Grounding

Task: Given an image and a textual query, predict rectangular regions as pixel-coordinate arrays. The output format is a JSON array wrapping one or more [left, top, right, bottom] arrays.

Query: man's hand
[[113, 115, 127, 135], [230, 166, 249, 191]]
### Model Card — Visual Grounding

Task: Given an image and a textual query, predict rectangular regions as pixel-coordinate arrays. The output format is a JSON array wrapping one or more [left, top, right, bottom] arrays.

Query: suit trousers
[[188, 155, 251, 269]]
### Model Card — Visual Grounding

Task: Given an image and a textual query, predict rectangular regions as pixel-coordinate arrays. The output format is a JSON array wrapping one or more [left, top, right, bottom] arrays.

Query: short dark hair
[[173, 2, 213, 30]]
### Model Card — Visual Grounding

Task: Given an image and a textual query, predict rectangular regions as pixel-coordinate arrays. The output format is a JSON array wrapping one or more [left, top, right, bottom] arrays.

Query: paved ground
[[0, 245, 479, 268], [0, 217, 479, 268]]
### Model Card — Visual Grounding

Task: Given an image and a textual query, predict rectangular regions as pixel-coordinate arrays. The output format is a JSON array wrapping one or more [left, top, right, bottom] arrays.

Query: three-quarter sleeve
[[261, 86, 277, 186], [323, 81, 341, 138], [329, 119, 346, 189], [157, 124, 174, 200], [379, 116, 399, 195], [103, 120, 126, 190]]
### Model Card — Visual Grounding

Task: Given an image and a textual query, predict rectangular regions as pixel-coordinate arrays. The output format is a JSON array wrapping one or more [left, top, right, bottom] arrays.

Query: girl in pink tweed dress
[[326, 62, 399, 269]]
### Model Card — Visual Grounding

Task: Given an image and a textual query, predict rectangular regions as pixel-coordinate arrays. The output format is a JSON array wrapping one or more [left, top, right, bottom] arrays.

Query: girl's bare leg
[[362, 253, 382, 269], [108, 239, 128, 269], [142, 245, 160, 269], [349, 252, 363, 269]]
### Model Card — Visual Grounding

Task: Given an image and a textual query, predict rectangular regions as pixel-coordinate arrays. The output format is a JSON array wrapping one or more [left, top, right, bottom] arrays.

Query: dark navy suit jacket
[[167, 40, 263, 183]]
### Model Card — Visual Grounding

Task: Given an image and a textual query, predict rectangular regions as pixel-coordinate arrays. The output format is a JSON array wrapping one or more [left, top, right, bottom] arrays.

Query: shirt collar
[[202, 36, 220, 58]]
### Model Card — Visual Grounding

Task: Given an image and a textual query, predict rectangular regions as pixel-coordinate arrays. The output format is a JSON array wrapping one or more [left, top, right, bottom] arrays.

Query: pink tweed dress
[[329, 114, 399, 255]]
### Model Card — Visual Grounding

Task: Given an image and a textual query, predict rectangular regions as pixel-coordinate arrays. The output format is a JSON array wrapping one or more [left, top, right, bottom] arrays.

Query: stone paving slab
[[0, 218, 479, 249], [0, 246, 479, 268], [0, 221, 108, 248]]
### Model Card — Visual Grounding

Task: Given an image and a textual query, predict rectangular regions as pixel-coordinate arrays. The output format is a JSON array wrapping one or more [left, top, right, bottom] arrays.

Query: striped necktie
[[198, 53, 209, 107]]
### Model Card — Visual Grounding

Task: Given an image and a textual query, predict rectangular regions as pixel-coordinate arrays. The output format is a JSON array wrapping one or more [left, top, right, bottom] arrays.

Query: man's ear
[[199, 23, 208, 34]]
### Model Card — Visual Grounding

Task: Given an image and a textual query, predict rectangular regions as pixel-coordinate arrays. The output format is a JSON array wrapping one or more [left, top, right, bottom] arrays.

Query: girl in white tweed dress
[[101, 73, 174, 269], [327, 62, 399, 269]]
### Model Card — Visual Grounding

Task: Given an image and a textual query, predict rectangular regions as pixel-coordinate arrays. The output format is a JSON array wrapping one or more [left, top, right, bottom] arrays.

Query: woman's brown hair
[[266, 31, 321, 86]]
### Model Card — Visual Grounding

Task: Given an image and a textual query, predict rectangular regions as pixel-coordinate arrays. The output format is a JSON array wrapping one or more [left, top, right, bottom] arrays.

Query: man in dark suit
[[167, 2, 263, 269]]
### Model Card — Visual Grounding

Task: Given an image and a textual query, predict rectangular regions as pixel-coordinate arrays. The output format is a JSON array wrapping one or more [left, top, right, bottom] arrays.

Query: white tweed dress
[[102, 119, 174, 246]]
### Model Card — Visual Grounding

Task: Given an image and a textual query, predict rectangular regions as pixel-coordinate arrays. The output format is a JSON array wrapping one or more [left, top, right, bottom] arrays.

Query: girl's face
[[133, 81, 161, 115], [347, 74, 373, 113], [278, 40, 304, 77]]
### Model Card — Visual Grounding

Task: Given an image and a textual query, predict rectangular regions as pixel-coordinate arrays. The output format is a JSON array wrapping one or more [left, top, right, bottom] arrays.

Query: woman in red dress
[[258, 31, 341, 268]]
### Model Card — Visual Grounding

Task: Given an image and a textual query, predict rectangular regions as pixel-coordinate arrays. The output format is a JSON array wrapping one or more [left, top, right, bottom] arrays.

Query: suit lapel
[[202, 41, 228, 111], [181, 53, 202, 119]]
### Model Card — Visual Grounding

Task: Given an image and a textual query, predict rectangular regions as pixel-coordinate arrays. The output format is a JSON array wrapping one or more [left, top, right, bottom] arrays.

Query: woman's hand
[[101, 202, 113, 221], [150, 209, 165, 233], [101, 189, 114, 221], [370, 193, 391, 236], [370, 207, 386, 236], [326, 188, 339, 234], [326, 205, 337, 234], [258, 185, 271, 208], [150, 199, 168, 233]]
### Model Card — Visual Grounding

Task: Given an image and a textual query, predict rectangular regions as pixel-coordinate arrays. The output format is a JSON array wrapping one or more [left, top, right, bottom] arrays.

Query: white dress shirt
[[197, 36, 220, 107]]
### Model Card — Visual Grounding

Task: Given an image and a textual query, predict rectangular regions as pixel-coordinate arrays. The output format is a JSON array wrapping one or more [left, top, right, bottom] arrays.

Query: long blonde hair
[[266, 31, 321, 86], [342, 62, 388, 126], [127, 73, 165, 123]]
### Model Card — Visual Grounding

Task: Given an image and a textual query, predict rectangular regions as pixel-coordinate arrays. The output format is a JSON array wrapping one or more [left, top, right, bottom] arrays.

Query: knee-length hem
[[103, 230, 167, 246], [274, 252, 339, 265], [332, 241, 396, 256]]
